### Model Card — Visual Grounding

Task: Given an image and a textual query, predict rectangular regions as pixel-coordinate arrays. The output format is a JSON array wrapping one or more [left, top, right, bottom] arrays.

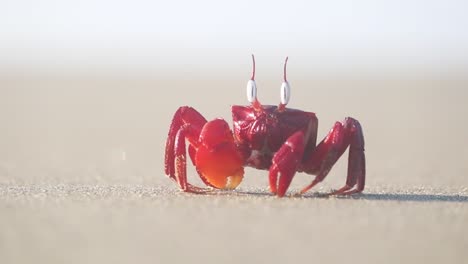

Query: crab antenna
[[251, 54, 256, 80], [283, 56, 289, 82]]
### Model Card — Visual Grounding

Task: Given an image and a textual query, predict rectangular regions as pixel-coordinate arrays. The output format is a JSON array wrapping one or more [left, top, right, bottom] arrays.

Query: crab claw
[[195, 119, 245, 190]]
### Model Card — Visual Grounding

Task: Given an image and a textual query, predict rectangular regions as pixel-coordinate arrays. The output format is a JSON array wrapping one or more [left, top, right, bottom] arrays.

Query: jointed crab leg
[[165, 107, 206, 177], [268, 131, 306, 197], [165, 106, 211, 193], [173, 124, 191, 190], [301, 117, 365, 195]]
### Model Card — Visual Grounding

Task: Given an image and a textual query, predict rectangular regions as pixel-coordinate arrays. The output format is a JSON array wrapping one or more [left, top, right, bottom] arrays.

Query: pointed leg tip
[[276, 193, 285, 198], [269, 188, 277, 195]]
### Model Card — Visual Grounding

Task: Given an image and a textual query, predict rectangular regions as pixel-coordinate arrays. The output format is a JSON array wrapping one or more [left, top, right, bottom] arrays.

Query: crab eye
[[246, 80, 257, 103], [280, 81, 290, 105]]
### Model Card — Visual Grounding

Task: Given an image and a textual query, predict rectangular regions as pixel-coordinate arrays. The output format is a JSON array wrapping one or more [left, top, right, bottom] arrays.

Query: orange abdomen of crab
[[195, 119, 245, 189]]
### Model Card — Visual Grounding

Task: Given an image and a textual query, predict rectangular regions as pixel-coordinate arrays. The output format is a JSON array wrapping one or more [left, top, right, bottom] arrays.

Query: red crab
[[164, 55, 365, 197]]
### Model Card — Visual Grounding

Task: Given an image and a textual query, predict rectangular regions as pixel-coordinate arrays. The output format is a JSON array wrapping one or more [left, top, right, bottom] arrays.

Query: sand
[[1, 71, 468, 263]]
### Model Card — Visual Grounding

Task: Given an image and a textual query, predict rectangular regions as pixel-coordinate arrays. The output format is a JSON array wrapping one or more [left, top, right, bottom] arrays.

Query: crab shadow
[[187, 188, 468, 203], [313, 192, 468, 203], [227, 190, 468, 203]]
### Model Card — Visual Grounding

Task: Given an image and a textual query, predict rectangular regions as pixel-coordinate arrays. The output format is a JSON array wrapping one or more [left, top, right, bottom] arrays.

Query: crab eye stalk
[[279, 56, 291, 109], [246, 80, 257, 103], [246, 54, 259, 106], [280, 81, 291, 105]]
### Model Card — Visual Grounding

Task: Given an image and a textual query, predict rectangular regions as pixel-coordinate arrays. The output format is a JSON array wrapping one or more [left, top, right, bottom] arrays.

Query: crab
[[164, 55, 365, 197]]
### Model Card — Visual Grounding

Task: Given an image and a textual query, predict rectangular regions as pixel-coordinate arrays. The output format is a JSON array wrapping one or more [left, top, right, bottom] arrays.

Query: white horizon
[[1, 0, 467, 74]]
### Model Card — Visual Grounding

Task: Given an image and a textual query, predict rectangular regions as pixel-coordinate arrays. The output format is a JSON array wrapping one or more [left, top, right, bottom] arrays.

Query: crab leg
[[173, 124, 190, 190], [165, 106, 206, 177], [269, 130, 310, 197], [165, 106, 210, 193], [300, 117, 365, 195]]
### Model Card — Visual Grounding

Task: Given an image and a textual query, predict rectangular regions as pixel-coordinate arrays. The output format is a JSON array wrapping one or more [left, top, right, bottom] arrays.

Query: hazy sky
[[1, 0, 468, 73]]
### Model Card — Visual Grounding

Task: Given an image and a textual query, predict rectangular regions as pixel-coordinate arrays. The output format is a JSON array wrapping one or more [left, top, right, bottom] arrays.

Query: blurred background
[[1, 0, 468, 188]]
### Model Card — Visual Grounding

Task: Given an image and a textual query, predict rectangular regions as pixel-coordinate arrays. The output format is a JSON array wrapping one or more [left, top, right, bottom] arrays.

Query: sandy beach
[[1, 184, 467, 264], [1, 71, 467, 263]]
